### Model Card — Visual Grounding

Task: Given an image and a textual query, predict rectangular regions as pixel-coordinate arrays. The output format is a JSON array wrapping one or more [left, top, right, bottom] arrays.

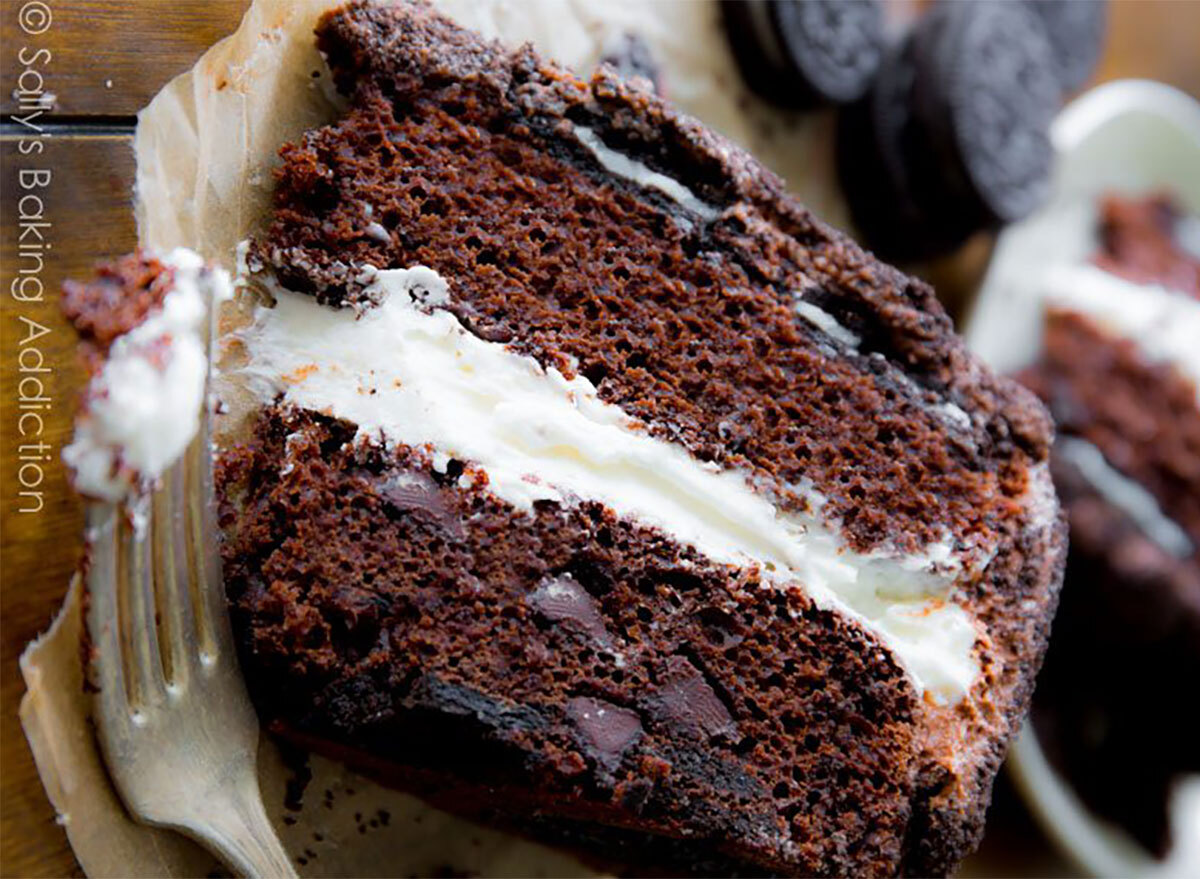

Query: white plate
[[966, 80, 1200, 879]]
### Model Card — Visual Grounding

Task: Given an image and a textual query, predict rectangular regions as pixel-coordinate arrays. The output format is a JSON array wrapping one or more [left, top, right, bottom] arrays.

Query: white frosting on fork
[[64, 249, 231, 503], [237, 263, 990, 703]]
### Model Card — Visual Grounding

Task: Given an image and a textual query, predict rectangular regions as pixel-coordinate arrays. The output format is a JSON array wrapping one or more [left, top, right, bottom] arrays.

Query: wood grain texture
[[1, 134, 136, 879], [1098, 0, 1200, 99], [1, 0, 251, 119], [0, 1, 1197, 877]]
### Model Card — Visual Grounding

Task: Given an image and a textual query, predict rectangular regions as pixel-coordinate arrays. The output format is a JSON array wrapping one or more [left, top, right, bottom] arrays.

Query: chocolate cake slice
[[1021, 193, 1200, 856], [205, 2, 1064, 875]]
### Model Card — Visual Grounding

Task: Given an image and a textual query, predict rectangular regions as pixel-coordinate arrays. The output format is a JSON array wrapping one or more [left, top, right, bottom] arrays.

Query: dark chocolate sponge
[[222, 410, 924, 877]]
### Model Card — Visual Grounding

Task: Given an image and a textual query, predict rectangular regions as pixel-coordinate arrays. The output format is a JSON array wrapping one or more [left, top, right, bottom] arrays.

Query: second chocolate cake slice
[[215, 2, 1066, 874]]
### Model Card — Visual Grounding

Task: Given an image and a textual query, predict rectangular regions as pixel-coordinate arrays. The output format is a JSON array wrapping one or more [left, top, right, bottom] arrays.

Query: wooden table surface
[[1, 2, 1197, 877]]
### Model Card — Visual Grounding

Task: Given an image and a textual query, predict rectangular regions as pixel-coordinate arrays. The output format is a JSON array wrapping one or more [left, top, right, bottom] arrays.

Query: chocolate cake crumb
[[61, 250, 172, 371], [1095, 192, 1200, 296], [277, 738, 313, 813]]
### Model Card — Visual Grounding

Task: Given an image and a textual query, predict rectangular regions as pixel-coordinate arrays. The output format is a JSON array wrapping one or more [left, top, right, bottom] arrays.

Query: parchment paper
[[20, 1, 845, 875]]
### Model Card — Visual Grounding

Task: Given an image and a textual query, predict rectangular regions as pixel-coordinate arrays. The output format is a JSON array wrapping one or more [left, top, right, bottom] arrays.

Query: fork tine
[[86, 505, 130, 722], [119, 509, 167, 707], [153, 461, 196, 687], [184, 296, 226, 667], [187, 401, 231, 668]]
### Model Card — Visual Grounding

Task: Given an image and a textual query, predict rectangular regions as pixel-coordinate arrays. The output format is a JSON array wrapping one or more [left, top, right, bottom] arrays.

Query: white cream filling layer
[[237, 264, 985, 703], [1044, 262, 1200, 398], [572, 125, 720, 221], [794, 300, 862, 349], [1058, 437, 1193, 558], [64, 248, 231, 503]]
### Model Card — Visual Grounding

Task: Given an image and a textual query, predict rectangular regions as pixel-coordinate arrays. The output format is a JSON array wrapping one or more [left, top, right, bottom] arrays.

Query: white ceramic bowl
[[967, 80, 1200, 879]]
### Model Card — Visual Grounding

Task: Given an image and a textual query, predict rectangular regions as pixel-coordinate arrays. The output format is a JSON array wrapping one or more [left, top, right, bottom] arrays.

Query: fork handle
[[184, 776, 298, 878]]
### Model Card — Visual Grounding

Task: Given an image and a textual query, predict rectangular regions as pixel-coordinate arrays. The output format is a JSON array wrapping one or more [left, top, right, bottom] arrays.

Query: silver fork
[[85, 309, 297, 877]]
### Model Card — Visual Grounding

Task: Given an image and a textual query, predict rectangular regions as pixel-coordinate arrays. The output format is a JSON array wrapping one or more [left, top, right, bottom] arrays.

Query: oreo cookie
[[722, 0, 884, 108], [837, 35, 929, 260], [838, 32, 972, 261], [913, 0, 1059, 226], [773, 0, 887, 104], [840, 1, 1058, 260], [1025, 0, 1108, 94]]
